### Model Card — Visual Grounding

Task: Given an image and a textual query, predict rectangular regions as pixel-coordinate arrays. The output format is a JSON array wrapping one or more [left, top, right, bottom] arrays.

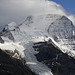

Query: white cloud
[[0, 0, 75, 29]]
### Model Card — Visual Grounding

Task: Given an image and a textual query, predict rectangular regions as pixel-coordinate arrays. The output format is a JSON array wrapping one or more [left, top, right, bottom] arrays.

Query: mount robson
[[0, 2, 75, 75]]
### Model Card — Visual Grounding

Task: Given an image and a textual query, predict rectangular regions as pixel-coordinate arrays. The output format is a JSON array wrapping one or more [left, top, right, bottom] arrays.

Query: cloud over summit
[[0, 0, 65, 15], [0, 0, 75, 29]]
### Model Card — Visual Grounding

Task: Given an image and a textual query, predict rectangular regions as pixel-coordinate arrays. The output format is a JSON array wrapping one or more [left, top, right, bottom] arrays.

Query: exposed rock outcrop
[[34, 41, 75, 75], [0, 37, 4, 43], [0, 49, 35, 75]]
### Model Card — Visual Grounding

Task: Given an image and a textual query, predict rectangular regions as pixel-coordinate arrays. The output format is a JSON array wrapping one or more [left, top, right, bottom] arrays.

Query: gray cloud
[[0, 0, 75, 31]]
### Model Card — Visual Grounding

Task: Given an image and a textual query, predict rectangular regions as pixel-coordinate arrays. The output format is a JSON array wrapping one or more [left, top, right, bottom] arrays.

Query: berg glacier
[[0, 14, 75, 75]]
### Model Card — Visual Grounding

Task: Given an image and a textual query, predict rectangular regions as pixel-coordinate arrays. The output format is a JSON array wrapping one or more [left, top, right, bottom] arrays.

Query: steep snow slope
[[48, 16, 74, 41], [1, 14, 62, 42], [0, 14, 75, 75], [19, 14, 62, 38], [48, 16, 75, 57]]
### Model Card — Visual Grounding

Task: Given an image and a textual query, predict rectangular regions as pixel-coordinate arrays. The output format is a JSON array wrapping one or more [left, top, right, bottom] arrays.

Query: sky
[[49, 0, 75, 14], [0, 0, 75, 31]]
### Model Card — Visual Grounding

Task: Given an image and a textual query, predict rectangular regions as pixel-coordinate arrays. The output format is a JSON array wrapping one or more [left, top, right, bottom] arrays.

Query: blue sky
[[49, 0, 75, 14]]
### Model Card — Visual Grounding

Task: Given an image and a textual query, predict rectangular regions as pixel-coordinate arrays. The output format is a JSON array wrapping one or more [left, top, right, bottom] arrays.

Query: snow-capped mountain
[[0, 14, 75, 75]]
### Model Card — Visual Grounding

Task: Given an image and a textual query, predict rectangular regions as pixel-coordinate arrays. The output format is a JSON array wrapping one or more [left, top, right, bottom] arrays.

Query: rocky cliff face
[[0, 37, 4, 43], [34, 41, 75, 75], [0, 49, 35, 75]]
